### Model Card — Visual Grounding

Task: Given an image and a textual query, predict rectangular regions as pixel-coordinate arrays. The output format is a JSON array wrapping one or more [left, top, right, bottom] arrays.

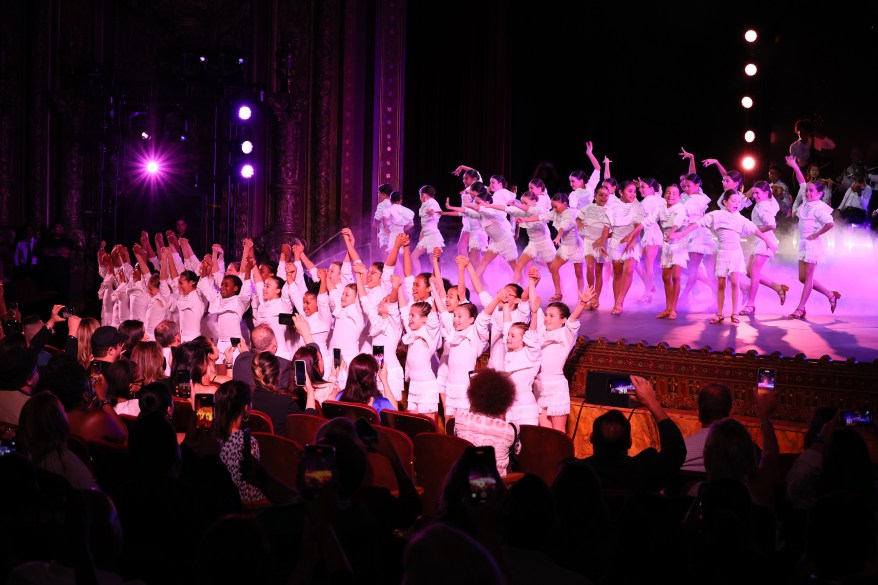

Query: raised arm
[[569, 286, 595, 321], [585, 140, 600, 172], [340, 227, 361, 264], [701, 158, 729, 177], [679, 147, 697, 176], [603, 155, 613, 180]]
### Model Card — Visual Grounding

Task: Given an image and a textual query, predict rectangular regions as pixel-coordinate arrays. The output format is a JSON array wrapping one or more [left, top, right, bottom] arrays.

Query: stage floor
[[573, 308, 878, 363]]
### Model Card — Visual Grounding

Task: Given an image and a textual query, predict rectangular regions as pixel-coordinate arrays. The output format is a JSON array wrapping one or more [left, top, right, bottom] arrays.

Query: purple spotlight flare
[[238, 106, 252, 120], [240, 164, 255, 179], [146, 161, 160, 174]]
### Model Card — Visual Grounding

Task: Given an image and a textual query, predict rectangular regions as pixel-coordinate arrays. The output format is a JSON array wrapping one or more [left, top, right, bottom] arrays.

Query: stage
[[573, 308, 878, 364]]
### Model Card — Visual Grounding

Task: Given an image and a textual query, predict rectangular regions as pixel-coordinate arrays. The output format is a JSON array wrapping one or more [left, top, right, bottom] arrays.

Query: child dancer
[[568, 141, 602, 210], [657, 184, 688, 320], [288, 267, 333, 370], [411, 185, 445, 274], [533, 282, 594, 431], [450, 166, 488, 264], [381, 191, 415, 254], [251, 260, 294, 359], [606, 181, 645, 315], [674, 191, 777, 324], [785, 155, 841, 319], [328, 232, 368, 367], [355, 264, 405, 401], [636, 178, 667, 303], [197, 240, 252, 367], [576, 186, 611, 310], [518, 193, 583, 302], [374, 183, 394, 254], [506, 190, 555, 285], [446, 182, 517, 280], [499, 272, 542, 427], [678, 172, 717, 306], [430, 277, 490, 418], [738, 180, 789, 315], [399, 291, 441, 421]]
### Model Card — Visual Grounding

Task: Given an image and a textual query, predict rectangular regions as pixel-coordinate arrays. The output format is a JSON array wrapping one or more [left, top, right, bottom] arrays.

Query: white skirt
[[417, 230, 445, 251], [609, 238, 641, 263], [523, 239, 557, 263], [556, 240, 583, 262], [714, 247, 747, 276], [641, 224, 663, 247], [468, 229, 489, 252], [533, 375, 571, 417], [582, 238, 609, 263], [506, 403, 540, 427], [488, 236, 519, 261], [752, 232, 778, 258]]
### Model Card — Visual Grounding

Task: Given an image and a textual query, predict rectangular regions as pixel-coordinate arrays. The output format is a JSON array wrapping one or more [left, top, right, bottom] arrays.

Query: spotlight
[[238, 106, 252, 120], [146, 161, 160, 174], [238, 58, 245, 65], [140, 131, 150, 140], [744, 131, 756, 143], [199, 56, 207, 63], [741, 96, 753, 109], [744, 29, 758, 43], [240, 164, 255, 179], [745, 63, 758, 76], [741, 156, 756, 171], [241, 140, 253, 154]]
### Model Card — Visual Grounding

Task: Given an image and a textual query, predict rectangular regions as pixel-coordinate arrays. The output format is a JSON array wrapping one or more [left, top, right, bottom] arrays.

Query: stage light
[[146, 161, 160, 174], [140, 131, 150, 140], [238, 58, 245, 65], [240, 164, 254, 179], [741, 156, 756, 171], [745, 63, 758, 76], [744, 130, 756, 143], [238, 106, 252, 120], [241, 140, 253, 154], [744, 29, 757, 43], [741, 96, 753, 109], [199, 56, 207, 63]]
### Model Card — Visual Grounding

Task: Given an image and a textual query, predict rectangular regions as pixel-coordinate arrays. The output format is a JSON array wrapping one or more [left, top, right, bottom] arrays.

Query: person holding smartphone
[[251, 351, 316, 434], [336, 354, 397, 415]]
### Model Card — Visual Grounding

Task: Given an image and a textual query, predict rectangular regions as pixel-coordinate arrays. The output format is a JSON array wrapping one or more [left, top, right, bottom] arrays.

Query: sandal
[[777, 284, 789, 306], [829, 291, 841, 314], [730, 315, 740, 324], [656, 309, 671, 319], [739, 305, 755, 315], [709, 314, 724, 325], [788, 308, 806, 320], [667, 311, 677, 320], [589, 299, 600, 310], [611, 306, 623, 315], [549, 293, 563, 303]]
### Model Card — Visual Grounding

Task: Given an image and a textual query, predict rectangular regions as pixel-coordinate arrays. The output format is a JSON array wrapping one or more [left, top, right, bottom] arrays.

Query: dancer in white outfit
[[446, 182, 517, 280], [374, 183, 394, 255], [576, 187, 612, 310], [506, 190, 554, 285], [785, 155, 841, 319], [674, 191, 777, 324], [381, 191, 415, 254], [656, 184, 688, 320], [411, 185, 445, 274], [518, 193, 582, 303], [738, 180, 790, 316], [606, 181, 645, 315], [450, 166, 488, 266], [636, 178, 667, 303], [497, 273, 541, 427], [533, 281, 594, 431], [568, 141, 602, 210]]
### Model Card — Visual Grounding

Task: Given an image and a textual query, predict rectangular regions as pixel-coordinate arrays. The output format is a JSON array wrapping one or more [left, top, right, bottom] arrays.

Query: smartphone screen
[[175, 369, 192, 399], [278, 313, 294, 326], [294, 360, 307, 386], [466, 446, 497, 504], [372, 345, 385, 369], [230, 337, 241, 347], [841, 410, 873, 427], [757, 368, 777, 394], [333, 348, 341, 369], [608, 377, 635, 395], [303, 444, 335, 495], [194, 393, 214, 431]]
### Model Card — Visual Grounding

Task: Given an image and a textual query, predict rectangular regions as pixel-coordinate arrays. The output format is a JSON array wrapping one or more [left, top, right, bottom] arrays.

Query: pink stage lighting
[[238, 106, 252, 121], [240, 164, 255, 179], [145, 161, 160, 174], [741, 156, 756, 171]]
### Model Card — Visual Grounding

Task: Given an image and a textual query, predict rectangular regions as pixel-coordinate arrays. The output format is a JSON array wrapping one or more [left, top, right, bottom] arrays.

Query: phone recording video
[[278, 313, 294, 326], [840, 410, 873, 427], [194, 393, 214, 431], [757, 368, 777, 394], [174, 369, 192, 399], [294, 360, 306, 386], [303, 444, 336, 496], [465, 446, 497, 504], [333, 348, 342, 369], [230, 337, 241, 347], [372, 345, 385, 369], [608, 376, 636, 395]]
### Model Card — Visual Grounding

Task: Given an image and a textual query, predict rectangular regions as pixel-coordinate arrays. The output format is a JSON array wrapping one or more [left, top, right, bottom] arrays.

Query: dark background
[[404, 2, 878, 201]]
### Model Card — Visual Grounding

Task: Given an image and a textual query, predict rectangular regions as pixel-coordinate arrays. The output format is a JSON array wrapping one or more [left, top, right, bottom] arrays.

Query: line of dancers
[[374, 142, 842, 323]]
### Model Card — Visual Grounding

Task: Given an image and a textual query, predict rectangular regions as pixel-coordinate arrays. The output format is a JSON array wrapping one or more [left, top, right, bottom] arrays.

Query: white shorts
[[407, 379, 440, 414], [582, 238, 609, 263], [714, 251, 747, 277], [660, 241, 688, 269], [488, 238, 519, 262], [752, 232, 778, 258], [533, 376, 571, 417], [506, 403, 540, 427], [609, 238, 641, 263], [522, 240, 557, 263], [417, 231, 445, 252], [556, 241, 583, 262], [468, 229, 489, 252], [798, 237, 824, 264]]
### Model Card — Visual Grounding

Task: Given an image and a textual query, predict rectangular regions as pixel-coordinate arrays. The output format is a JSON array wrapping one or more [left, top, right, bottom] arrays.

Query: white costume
[[532, 310, 580, 417], [438, 311, 491, 417], [639, 195, 667, 247], [795, 199, 834, 264], [659, 202, 689, 269], [606, 201, 645, 262], [577, 203, 611, 263], [696, 210, 759, 276], [568, 169, 601, 210], [751, 197, 780, 258], [541, 208, 582, 262], [502, 324, 541, 427], [682, 191, 717, 255], [508, 204, 555, 263], [417, 198, 445, 251]]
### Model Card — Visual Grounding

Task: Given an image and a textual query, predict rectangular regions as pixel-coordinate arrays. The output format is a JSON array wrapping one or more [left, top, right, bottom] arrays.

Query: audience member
[[681, 382, 733, 472], [453, 368, 519, 475]]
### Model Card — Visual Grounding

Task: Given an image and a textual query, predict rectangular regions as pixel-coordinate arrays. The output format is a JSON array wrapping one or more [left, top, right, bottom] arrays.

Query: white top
[[167, 285, 208, 341], [577, 204, 611, 240], [792, 182, 832, 213], [660, 202, 688, 235], [383, 204, 415, 242], [681, 191, 712, 223], [329, 299, 367, 363], [439, 313, 491, 389], [400, 309, 441, 382], [503, 325, 541, 409], [697, 210, 758, 250], [606, 201, 645, 242], [419, 198, 442, 236], [253, 283, 294, 357], [751, 197, 780, 230], [539, 208, 580, 247], [534, 310, 581, 380], [838, 185, 872, 211], [795, 199, 834, 238], [375, 199, 392, 246], [491, 188, 516, 207], [508, 205, 552, 244], [197, 277, 252, 340], [568, 169, 601, 209], [640, 195, 667, 230]]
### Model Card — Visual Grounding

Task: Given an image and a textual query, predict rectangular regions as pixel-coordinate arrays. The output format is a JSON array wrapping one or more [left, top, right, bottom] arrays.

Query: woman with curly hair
[[453, 368, 520, 475], [251, 351, 315, 434], [336, 353, 397, 415]]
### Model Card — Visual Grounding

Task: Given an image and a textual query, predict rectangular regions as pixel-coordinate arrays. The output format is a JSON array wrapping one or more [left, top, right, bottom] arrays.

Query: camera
[[59, 306, 75, 319], [840, 410, 873, 427], [608, 377, 635, 395], [757, 368, 777, 393], [465, 446, 498, 504]]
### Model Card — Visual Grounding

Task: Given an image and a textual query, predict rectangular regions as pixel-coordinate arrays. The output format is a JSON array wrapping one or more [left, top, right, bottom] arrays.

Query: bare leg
[[617, 258, 637, 308], [468, 246, 483, 270], [475, 250, 498, 279], [594, 261, 605, 305], [548, 256, 566, 299], [670, 265, 682, 316], [585, 256, 596, 289], [640, 245, 659, 299], [729, 272, 739, 315], [512, 253, 534, 286], [573, 262, 584, 294], [680, 252, 704, 303], [538, 408, 550, 428], [549, 414, 567, 433], [410, 246, 426, 275], [660, 267, 673, 315], [612, 261, 624, 307], [457, 231, 470, 257], [794, 261, 814, 311]]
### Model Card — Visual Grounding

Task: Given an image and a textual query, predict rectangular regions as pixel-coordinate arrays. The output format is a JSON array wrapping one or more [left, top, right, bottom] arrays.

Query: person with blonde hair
[[131, 341, 167, 385], [76, 317, 100, 368]]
